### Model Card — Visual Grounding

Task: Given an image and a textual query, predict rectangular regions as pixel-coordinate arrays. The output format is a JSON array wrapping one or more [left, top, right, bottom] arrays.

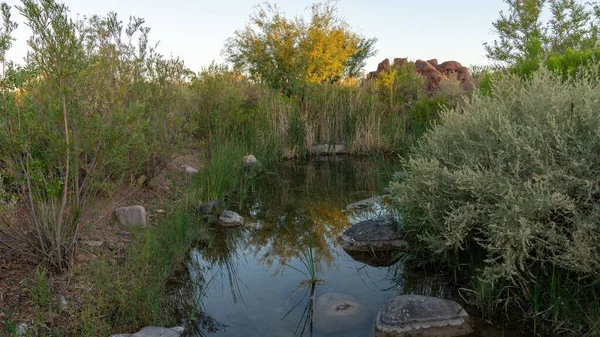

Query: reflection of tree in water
[[245, 157, 389, 273]]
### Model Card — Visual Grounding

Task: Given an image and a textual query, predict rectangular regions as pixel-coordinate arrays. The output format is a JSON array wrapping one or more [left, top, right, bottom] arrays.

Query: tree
[[223, 2, 377, 97], [485, 0, 600, 64]]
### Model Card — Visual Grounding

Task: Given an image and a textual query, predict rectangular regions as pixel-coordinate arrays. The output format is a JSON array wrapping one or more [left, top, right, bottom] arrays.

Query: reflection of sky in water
[[185, 158, 526, 337], [187, 158, 401, 337]]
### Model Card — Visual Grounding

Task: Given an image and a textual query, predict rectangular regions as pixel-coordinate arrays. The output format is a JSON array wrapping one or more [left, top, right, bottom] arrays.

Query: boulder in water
[[374, 295, 473, 337], [219, 210, 244, 227], [337, 216, 408, 252]]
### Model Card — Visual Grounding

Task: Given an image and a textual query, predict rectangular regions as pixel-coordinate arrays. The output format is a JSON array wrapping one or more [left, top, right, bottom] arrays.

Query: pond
[[183, 157, 527, 337]]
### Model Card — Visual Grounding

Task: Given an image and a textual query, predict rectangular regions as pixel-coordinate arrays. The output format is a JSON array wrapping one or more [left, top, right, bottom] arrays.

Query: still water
[[184, 157, 525, 337]]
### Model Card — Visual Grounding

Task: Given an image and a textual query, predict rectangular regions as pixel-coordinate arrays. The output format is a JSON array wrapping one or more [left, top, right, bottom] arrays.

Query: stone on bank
[[110, 326, 184, 337], [114, 205, 147, 227]]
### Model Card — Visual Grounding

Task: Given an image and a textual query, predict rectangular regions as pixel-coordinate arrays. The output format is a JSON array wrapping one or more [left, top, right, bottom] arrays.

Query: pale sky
[[3, 0, 509, 73]]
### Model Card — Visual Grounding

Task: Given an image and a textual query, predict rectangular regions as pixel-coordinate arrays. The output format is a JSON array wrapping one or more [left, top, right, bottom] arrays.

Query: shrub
[[391, 69, 600, 333]]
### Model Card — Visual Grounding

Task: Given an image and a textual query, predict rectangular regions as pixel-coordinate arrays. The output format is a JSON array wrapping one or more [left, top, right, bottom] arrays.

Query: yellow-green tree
[[223, 2, 376, 97]]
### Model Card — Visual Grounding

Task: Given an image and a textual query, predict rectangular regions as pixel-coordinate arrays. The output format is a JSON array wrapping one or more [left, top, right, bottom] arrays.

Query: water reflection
[[186, 157, 398, 337], [181, 157, 532, 337]]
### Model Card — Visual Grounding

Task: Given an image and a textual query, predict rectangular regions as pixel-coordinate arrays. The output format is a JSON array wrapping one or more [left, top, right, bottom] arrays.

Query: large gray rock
[[337, 216, 407, 252], [314, 292, 369, 334], [219, 210, 244, 226], [110, 326, 184, 337], [374, 295, 473, 337], [114, 206, 147, 227], [197, 199, 226, 217], [313, 144, 347, 155]]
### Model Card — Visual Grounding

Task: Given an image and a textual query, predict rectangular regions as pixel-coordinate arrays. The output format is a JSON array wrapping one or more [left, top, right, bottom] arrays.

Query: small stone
[[156, 209, 166, 214], [116, 231, 132, 238], [75, 253, 88, 263], [114, 205, 147, 227], [197, 199, 226, 217], [16, 323, 32, 336], [60, 295, 68, 310], [374, 295, 473, 337], [183, 165, 199, 175], [109, 326, 184, 337], [82, 240, 104, 247], [219, 210, 244, 227], [243, 154, 258, 166]]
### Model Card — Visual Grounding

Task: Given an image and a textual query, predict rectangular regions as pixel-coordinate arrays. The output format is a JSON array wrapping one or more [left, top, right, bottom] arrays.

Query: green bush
[[391, 69, 600, 333], [547, 47, 600, 79]]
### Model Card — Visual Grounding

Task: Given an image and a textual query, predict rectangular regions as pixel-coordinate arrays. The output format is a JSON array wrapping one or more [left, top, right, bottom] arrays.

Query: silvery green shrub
[[391, 69, 600, 326]]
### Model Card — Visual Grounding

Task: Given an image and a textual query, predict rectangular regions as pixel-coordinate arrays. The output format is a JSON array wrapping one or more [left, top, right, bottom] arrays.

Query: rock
[[83, 240, 104, 247], [338, 216, 408, 252], [374, 295, 473, 337], [243, 154, 258, 166], [197, 199, 226, 217], [377, 58, 391, 73], [219, 210, 244, 227], [109, 326, 184, 337], [415, 60, 444, 89], [366, 58, 474, 92], [393, 57, 408, 67], [116, 231, 132, 239], [16, 323, 32, 336], [60, 295, 68, 310], [314, 293, 369, 334], [312, 144, 347, 155], [183, 165, 199, 175], [114, 206, 147, 227], [75, 253, 88, 263]]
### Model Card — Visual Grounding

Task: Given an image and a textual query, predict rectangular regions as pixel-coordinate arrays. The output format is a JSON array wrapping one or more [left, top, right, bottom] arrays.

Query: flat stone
[[83, 240, 104, 247], [314, 292, 369, 334], [375, 295, 473, 337], [114, 206, 147, 227], [338, 216, 407, 252], [197, 199, 226, 217], [219, 210, 244, 226], [312, 144, 347, 155], [109, 326, 184, 337]]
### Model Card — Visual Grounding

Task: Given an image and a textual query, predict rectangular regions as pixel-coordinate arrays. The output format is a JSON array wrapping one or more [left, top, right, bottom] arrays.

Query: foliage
[[486, 0, 600, 66], [223, 2, 376, 96], [0, 1, 192, 271], [546, 46, 600, 78], [391, 69, 600, 334]]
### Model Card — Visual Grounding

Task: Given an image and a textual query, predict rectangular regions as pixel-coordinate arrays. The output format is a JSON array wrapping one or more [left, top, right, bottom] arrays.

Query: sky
[[3, 0, 509, 73]]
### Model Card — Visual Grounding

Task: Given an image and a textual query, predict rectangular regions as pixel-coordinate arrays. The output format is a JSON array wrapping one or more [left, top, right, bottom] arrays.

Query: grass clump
[[391, 68, 600, 335]]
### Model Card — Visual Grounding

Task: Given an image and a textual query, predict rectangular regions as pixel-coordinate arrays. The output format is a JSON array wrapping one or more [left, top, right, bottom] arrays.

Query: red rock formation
[[366, 57, 473, 92], [377, 58, 390, 73], [415, 60, 444, 89], [393, 58, 408, 67]]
